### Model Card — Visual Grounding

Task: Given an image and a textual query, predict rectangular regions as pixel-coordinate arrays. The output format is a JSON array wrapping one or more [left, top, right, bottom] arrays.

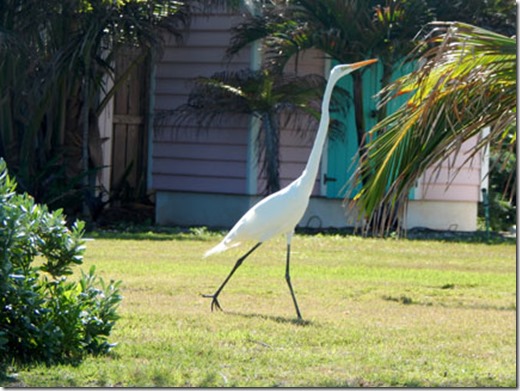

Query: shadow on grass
[[87, 223, 515, 245], [296, 226, 515, 244], [381, 293, 516, 312], [86, 225, 225, 241], [226, 311, 313, 327]]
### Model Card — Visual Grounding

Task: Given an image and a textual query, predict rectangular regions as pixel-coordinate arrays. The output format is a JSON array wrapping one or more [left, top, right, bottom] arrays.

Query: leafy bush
[[0, 158, 122, 372], [479, 150, 517, 232]]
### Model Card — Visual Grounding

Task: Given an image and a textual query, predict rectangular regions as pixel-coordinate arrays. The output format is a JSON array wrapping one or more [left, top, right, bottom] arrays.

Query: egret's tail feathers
[[204, 242, 227, 258], [204, 240, 241, 258]]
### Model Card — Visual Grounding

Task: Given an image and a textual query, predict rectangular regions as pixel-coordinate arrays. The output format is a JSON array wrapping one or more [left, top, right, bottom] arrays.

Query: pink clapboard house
[[100, 9, 487, 231]]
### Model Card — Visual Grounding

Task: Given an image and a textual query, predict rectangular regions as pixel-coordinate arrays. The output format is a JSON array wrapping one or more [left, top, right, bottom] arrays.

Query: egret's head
[[330, 59, 378, 81]]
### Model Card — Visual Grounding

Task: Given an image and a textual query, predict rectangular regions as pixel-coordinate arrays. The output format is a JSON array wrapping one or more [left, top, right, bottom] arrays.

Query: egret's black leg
[[285, 243, 302, 319], [203, 242, 262, 312]]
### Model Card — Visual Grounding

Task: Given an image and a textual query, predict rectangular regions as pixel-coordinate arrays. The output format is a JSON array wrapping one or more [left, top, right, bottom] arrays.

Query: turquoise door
[[326, 60, 413, 199]]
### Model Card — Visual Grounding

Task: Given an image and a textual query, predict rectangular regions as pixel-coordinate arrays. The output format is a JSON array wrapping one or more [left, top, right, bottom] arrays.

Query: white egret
[[203, 59, 378, 319]]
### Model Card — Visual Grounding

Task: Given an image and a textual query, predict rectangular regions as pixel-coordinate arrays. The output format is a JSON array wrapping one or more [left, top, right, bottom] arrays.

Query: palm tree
[[162, 68, 351, 194], [0, 0, 224, 217], [352, 22, 516, 234], [227, 0, 433, 192]]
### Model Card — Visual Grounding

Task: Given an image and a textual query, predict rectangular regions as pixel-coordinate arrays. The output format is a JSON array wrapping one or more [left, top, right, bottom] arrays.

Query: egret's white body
[[203, 59, 377, 319], [204, 174, 310, 256]]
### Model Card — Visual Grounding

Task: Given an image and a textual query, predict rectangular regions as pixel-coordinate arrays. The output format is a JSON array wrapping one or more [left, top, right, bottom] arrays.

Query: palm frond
[[160, 66, 353, 193], [160, 66, 353, 134], [352, 22, 516, 234]]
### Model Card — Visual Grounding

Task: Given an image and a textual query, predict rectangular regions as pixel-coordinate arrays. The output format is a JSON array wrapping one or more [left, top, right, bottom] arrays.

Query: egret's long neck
[[299, 75, 339, 193]]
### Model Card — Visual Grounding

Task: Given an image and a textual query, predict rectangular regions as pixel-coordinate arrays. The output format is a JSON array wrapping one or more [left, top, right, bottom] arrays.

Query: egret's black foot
[[201, 293, 223, 312]]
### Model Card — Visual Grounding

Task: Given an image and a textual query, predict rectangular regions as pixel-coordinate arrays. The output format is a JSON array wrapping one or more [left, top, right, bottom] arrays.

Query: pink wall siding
[[152, 11, 251, 195], [152, 10, 483, 205], [417, 136, 482, 202]]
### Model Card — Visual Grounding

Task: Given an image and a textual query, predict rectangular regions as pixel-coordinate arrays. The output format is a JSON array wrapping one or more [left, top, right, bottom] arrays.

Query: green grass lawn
[[4, 230, 516, 387]]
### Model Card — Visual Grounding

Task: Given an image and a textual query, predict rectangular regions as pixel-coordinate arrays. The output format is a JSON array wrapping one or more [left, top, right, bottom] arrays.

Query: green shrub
[[479, 150, 517, 232], [0, 158, 122, 372]]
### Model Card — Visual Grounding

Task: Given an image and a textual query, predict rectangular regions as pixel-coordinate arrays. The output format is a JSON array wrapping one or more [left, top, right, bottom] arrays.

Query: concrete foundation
[[404, 200, 477, 232], [156, 191, 477, 232]]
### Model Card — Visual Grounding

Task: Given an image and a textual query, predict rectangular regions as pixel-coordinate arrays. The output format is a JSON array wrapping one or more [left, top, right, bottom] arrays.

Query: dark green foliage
[[489, 151, 516, 230], [0, 159, 122, 372], [478, 141, 516, 232], [0, 0, 193, 221]]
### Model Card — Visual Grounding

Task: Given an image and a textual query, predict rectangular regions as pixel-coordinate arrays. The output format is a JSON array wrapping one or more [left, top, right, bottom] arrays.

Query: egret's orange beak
[[350, 58, 378, 70]]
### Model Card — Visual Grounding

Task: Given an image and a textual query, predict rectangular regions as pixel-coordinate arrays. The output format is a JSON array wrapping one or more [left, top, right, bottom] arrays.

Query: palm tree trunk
[[80, 76, 91, 216], [377, 62, 394, 123], [352, 72, 366, 149], [352, 71, 371, 191], [261, 112, 281, 194]]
